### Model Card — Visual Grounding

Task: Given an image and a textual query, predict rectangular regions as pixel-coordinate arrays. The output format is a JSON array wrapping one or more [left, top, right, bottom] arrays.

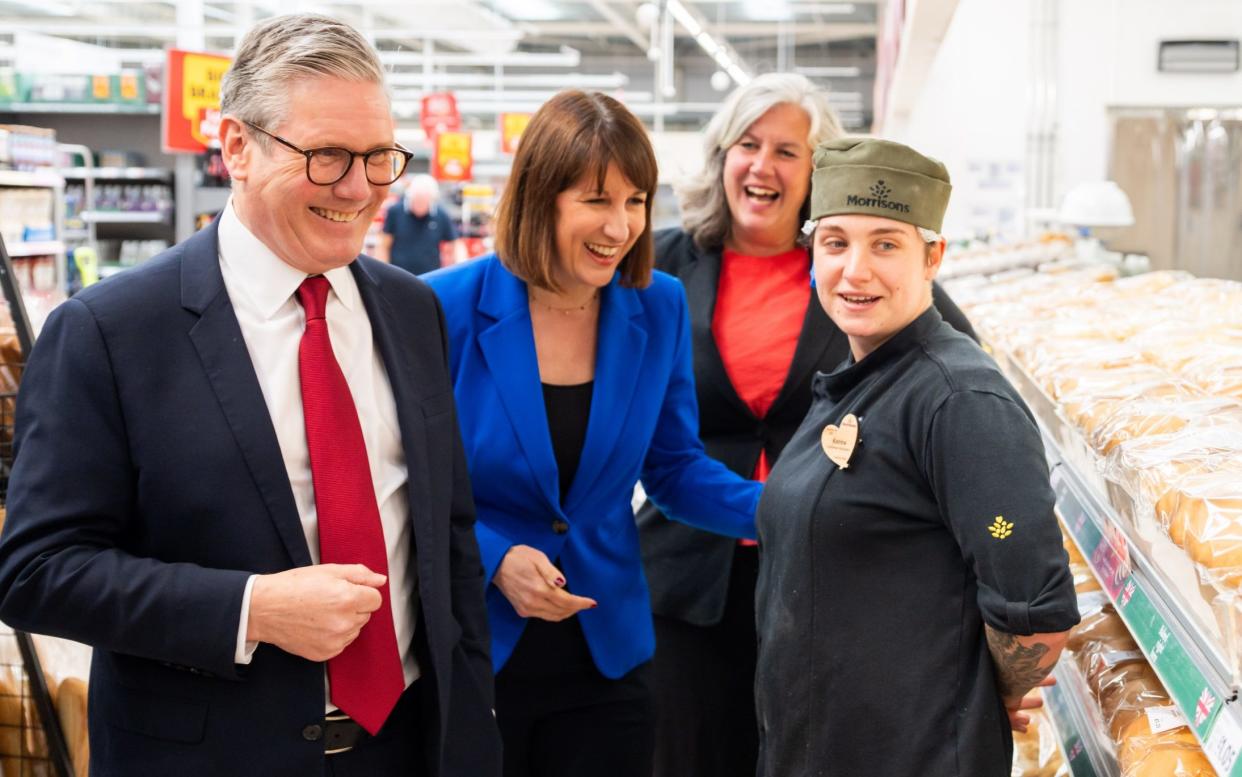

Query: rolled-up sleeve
[[925, 389, 1080, 635]]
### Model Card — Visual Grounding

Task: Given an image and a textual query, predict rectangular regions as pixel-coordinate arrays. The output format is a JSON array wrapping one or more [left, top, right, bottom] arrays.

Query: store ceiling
[[0, 0, 880, 128]]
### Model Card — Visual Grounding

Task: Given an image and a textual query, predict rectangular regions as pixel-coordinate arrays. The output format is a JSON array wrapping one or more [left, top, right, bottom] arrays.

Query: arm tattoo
[[985, 626, 1053, 700]]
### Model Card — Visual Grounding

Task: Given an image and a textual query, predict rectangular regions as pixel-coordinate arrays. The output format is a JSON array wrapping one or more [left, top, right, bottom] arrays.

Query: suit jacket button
[[551, 519, 570, 535], [302, 724, 323, 742]]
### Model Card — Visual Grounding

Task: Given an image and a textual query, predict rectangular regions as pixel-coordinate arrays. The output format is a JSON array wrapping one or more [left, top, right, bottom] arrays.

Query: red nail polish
[[555, 577, 566, 587]]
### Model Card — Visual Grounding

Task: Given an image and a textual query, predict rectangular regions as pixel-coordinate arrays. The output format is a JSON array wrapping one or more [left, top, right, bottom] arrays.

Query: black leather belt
[[323, 711, 368, 755]]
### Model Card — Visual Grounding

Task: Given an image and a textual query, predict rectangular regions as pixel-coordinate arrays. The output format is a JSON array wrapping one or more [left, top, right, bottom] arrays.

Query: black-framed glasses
[[243, 121, 413, 186]]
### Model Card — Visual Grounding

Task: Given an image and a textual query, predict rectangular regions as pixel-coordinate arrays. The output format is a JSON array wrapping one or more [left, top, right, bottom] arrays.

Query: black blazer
[[636, 227, 978, 626], [0, 221, 501, 777]]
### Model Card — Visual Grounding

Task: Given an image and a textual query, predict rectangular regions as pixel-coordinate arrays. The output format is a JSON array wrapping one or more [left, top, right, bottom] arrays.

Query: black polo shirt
[[383, 202, 459, 275], [754, 305, 1079, 777]]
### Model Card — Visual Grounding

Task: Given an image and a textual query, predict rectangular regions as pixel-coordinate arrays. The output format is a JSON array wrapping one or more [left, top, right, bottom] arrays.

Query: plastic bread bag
[[1046, 362, 1173, 403], [1103, 425, 1242, 525], [1128, 321, 1235, 374], [1088, 396, 1242, 456], [1066, 601, 1129, 656], [1098, 270, 1195, 298], [1117, 711, 1217, 777], [1011, 702, 1067, 777], [1155, 277, 1242, 315], [1057, 372, 1197, 438], [1093, 658, 1171, 742], [1160, 466, 1242, 590], [1177, 345, 1242, 402], [1011, 328, 1117, 377], [1029, 343, 1148, 398]]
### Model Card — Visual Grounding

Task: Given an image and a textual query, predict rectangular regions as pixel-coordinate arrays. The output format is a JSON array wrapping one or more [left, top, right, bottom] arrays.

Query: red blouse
[[711, 246, 811, 483]]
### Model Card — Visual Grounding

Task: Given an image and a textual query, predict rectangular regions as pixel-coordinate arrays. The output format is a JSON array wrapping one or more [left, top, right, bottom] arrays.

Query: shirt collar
[[815, 304, 944, 401], [217, 198, 359, 320]]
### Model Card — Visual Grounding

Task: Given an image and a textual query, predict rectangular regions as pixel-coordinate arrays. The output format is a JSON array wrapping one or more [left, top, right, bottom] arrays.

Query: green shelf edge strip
[[1054, 462, 1242, 775]]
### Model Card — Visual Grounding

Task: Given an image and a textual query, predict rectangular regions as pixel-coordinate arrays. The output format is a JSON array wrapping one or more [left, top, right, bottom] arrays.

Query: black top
[[754, 306, 1079, 777], [542, 381, 593, 503], [637, 227, 980, 626]]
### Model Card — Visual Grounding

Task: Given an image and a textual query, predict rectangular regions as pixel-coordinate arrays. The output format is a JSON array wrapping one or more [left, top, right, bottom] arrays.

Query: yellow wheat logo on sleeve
[[988, 516, 1014, 540]]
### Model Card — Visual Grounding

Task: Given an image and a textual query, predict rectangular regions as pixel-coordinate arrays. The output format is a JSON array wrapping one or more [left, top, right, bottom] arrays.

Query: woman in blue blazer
[[424, 91, 761, 777]]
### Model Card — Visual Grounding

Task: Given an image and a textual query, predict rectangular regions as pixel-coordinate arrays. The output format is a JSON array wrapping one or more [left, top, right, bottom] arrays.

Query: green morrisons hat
[[809, 138, 952, 233]]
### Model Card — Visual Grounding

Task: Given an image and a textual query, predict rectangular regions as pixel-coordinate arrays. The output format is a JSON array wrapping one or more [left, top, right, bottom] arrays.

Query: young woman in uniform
[[754, 138, 1080, 777]]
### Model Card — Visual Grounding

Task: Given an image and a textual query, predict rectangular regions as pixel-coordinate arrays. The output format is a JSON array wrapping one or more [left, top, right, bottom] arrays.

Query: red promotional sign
[[432, 131, 473, 182], [162, 48, 232, 154], [500, 113, 531, 155], [421, 92, 461, 136]]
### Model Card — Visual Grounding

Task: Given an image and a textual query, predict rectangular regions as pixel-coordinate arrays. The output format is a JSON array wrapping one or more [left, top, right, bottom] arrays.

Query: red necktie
[[296, 275, 404, 735]]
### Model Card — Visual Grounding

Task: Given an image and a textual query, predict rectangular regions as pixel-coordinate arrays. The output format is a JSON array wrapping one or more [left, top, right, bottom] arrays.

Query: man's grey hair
[[404, 174, 441, 203], [220, 13, 388, 141], [678, 72, 844, 250]]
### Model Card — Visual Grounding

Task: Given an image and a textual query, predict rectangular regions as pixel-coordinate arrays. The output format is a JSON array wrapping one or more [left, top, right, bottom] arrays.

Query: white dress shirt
[[217, 200, 420, 703]]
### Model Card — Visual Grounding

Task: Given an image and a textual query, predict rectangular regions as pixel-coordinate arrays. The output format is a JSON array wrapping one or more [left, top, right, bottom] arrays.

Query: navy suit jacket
[[424, 254, 761, 679], [0, 222, 501, 777]]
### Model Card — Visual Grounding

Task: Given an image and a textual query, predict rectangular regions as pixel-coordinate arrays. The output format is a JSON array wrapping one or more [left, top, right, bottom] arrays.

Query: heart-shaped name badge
[[820, 413, 859, 469]]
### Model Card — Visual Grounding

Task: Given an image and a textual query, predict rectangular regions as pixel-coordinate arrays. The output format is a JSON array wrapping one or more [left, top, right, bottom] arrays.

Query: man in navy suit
[[0, 14, 500, 777]]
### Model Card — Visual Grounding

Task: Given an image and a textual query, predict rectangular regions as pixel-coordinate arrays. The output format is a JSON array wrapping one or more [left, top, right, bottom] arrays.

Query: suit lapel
[[475, 261, 562, 514], [682, 245, 756, 420], [769, 274, 840, 415], [181, 222, 312, 568], [687, 244, 839, 420], [563, 278, 645, 513], [350, 260, 436, 558]]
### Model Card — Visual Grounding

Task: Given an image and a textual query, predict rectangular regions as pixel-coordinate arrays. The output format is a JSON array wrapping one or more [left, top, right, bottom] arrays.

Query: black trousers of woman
[[495, 615, 654, 777], [651, 544, 759, 777]]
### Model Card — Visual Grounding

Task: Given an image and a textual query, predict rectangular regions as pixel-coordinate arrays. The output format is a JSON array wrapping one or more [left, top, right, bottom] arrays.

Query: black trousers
[[651, 544, 759, 777], [323, 681, 424, 777], [496, 616, 654, 777]]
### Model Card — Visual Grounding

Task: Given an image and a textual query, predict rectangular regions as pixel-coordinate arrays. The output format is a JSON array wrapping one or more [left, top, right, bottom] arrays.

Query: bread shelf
[[991, 345, 1242, 777], [1044, 658, 1120, 777]]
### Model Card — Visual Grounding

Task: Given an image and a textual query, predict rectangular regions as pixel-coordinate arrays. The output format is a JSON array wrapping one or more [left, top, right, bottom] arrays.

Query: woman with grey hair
[[636, 72, 978, 777]]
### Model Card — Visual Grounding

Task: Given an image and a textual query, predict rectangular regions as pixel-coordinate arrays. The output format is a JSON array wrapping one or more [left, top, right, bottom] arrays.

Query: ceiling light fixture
[[665, 0, 751, 86], [795, 65, 863, 78], [666, 0, 702, 38], [788, 3, 857, 13]]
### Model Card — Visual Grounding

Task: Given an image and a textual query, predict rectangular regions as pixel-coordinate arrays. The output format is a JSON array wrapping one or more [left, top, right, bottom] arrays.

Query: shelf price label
[[1205, 709, 1242, 775]]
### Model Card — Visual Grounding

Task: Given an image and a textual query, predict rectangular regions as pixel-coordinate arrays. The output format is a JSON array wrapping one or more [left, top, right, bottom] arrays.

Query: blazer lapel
[[681, 246, 756, 421], [181, 222, 312, 568], [475, 261, 562, 514], [350, 261, 437, 559], [769, 295, 841, 415], [562, 278, 646, 513]]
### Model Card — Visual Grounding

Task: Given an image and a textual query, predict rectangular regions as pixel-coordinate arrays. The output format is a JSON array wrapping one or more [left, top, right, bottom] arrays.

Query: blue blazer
[[0, 222, 501, 777], [424, 254, 761, 678]]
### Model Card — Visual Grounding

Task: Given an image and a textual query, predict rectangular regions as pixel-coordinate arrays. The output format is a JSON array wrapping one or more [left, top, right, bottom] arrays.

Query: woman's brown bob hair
[[494, 90, 658, 291]]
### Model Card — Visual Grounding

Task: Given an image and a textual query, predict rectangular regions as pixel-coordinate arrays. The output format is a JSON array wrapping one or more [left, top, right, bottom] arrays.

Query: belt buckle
[[324, 712, 362, 756]]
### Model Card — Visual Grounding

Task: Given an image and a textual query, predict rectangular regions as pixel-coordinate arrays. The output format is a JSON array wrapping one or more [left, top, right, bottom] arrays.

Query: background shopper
[[378, 173, 466, 273]]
